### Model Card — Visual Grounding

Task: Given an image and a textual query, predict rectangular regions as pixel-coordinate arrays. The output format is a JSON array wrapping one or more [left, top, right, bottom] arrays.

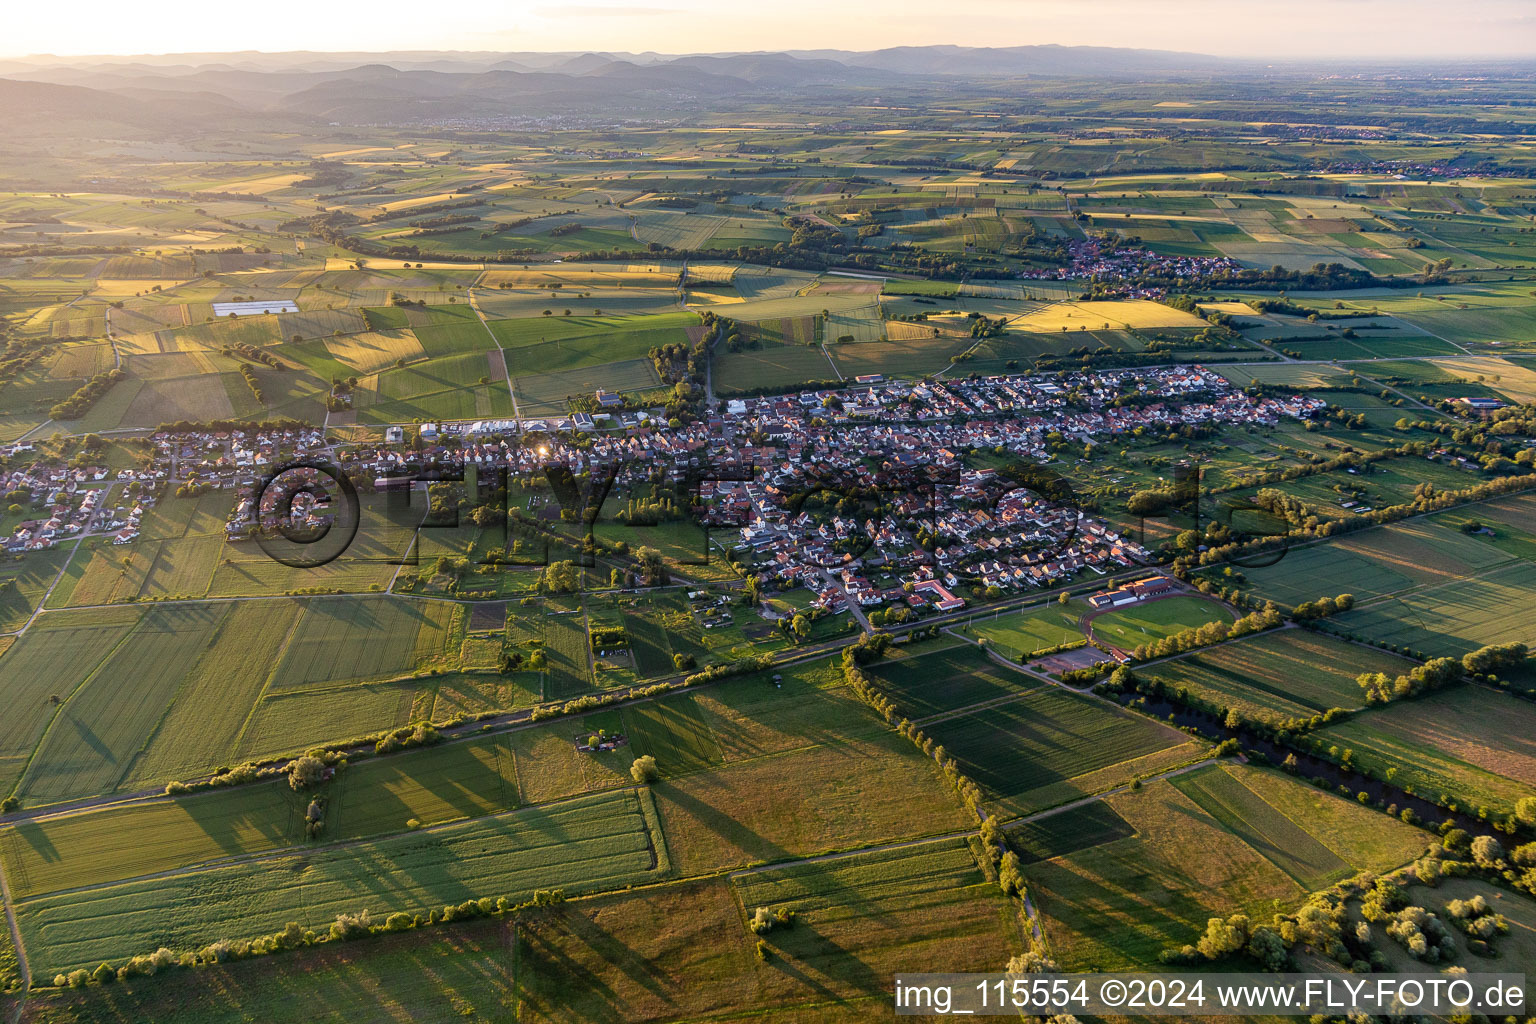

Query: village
[[0, 363, 1323, 623]]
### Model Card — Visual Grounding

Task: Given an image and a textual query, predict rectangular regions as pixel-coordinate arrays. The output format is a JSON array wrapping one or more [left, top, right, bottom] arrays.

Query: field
[[1087, 595, 1234, 654], [622, 694, 726, 775], [1021, 764, 1427, 970], [268, 597, 456, 691], [1138, 630, 1416, 725], [920, 685, 1205, 816], [863, 642, 1036, 719], [11, 81, 1536, 1019], [651, 722, 971, 876], [960, 600, 1089, 661], [1238, 497, 1536, 656], [713, 344, 839, 393], [1311, 686, 1536, 816], [14, 788, 663, 975], [326, 734, 519, 841], [727, 837, 1022, 998], [18, 917, 519, 1024]]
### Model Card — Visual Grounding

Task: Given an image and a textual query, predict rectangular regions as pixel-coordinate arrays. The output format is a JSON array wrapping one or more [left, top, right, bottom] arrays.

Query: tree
[[287, 755, 327, 791], [630, 754, 659, 784], [1197, 914, 1250, 959], [1517, 796, 1536, 827], [1471, 835, 1505, 868], [790, 613, 810, 640]]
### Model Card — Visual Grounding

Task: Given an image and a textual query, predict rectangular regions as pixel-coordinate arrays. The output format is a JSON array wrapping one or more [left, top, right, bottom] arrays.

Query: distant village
[[0, 364, 1325, 614]]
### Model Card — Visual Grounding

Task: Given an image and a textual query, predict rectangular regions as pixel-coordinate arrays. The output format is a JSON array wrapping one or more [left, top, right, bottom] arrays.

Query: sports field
[[1088, 595, 1233, 653], [961, 600, 1088, 661]]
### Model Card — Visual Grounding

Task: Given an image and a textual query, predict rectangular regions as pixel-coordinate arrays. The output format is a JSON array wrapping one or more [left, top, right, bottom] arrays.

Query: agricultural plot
[[0, 608, 143, 793], [1010, 299, 1208, 333], [1022, 765, 1425, 970], [488, 311, 697, 374], [236, 682, 420, 763], [0, 782, 303, 900], [1139, 630, 1413, 725], [622, 694, 726, 775], [1312, 686, 1536, 816], [512, 357, 659, 418], [0, 548, 72, 632], [351, 350, 516, 423], [689, 658, 877, 762], [963, 327, 1146, 374], [920, 686, 1202, 816], [634, 210, 730, 250], [1241, 510, 1536, 656], [714, 345, 839, 393], [269, 598, 455, 691], [830, 333, 976, 378], [119, 600, 305, 792], [14, 788, 664, 976], [1007, 801, 1135, 863], [22, 917, 521, 1024], [542, 607, 591, 699], [319, 329, 427, 374], [653, 723, 970, 876], [17, 603, 227, 805], [864, 643, 1038, 720], [328, 734, 518, 841], [730, 837, 1020, 992]]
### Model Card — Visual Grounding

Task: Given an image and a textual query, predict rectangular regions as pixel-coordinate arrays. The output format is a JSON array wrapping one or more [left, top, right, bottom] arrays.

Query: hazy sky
[[7, 0, 1535, 60]]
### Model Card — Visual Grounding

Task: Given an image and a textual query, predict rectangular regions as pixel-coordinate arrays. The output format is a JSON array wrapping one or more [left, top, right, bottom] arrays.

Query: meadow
[[1138, 630, 1415, 725], [863, 642, 1038, 720], [14, 788, 663, 976], [1021, 765, 1426, 970], [1311, 686, 1536, 816], [921, 685, 1204, 816]]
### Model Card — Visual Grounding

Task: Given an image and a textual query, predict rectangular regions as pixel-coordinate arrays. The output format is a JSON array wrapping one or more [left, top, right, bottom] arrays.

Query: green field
[[622, 693, 726, 775], [327, 733, 519, 841], [713, 344, 839, 393], [14, 788, 663, 976], [962, 600, 1089, 661], [921, 685, 1204, 816], [1311, 686, 1536, 816], [17, 916, 520, 1023], [1238, 499, 1536, 656], [729, 836, 1020, 992], [1023, 764, 1427, 970], [1088, 595, 1233, 654], [864, 642, 1037, 719], [1139, 630, 1415, 725], [269, 598, 456, 691]]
